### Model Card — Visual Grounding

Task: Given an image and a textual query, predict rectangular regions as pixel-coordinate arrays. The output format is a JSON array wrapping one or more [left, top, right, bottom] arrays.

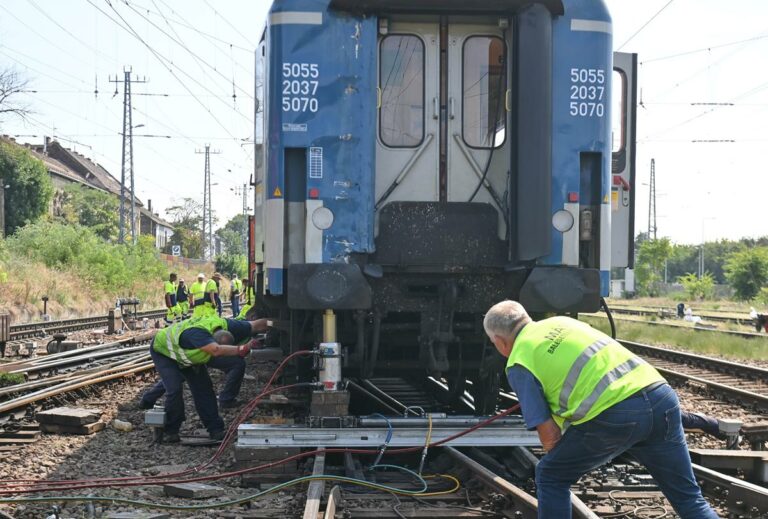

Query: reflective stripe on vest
[[569, 355, 648, 422], [506, 317, 664, 427], [556, 337, 612, 415]]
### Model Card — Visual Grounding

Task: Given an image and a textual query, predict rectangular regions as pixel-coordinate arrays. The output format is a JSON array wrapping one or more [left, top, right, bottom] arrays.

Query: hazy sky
[[0, 0, 764, 245]]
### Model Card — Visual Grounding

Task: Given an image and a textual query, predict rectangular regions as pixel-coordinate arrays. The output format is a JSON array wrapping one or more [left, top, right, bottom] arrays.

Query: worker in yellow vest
[[176, 279, 190, 319], [201, 272, 222, 317], [163, 273, 181, 324], [143, 315, 271, 442], [189, 273, 207, 318], [483, 301, 717, 519], [230, 273, 243, 317], [237, 278, 256, 320]]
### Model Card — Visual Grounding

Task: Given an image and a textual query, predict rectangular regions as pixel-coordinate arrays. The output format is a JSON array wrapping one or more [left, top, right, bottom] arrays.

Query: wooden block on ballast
[[36, 407, 101, 426], [40, 421, 105, 435]]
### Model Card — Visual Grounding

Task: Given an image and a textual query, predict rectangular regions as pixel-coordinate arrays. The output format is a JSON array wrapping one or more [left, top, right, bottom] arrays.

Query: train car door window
[[611, 69, 626, 153], [379, 35, 425, 148], [462, 36, 506, 149]]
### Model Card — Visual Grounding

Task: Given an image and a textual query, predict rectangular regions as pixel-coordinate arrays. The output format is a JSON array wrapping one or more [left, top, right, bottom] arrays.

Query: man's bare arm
[[536, 419, 562, 452]]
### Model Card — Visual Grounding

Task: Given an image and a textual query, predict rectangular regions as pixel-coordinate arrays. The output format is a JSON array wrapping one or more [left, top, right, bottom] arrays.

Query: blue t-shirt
[[506, 365, 552, 430], [179, 319, 252, 349]]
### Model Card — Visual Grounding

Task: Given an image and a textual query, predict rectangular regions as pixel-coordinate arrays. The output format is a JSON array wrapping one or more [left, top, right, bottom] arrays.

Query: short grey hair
[[483, 300, 531, 339], [212, 329, 236, 345]]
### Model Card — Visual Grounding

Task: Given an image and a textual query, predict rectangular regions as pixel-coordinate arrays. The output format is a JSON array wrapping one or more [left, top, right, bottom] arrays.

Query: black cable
[[600, 297, 617, 339]]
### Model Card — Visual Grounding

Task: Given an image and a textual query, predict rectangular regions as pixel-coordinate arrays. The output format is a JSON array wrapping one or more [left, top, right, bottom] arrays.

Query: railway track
[[319, 373, 768, 517], [621, 340, 768, 412], [7, 309, 168, 341], [589, 312, 768, 340], [608, 305, 754, 327], [0, 332, 156, 419]]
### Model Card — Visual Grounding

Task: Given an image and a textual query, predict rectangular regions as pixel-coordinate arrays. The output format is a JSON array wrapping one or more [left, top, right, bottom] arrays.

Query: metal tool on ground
[[144, 404, 166, 443], [46, 334, 81, 355]]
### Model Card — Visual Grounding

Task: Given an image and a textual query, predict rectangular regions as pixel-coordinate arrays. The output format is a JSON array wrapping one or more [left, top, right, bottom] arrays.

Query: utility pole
[[234, 183, 251, 256], [648, 158, 657, 241], [110, 68, 147, 245], [195, 145, 220, 259]]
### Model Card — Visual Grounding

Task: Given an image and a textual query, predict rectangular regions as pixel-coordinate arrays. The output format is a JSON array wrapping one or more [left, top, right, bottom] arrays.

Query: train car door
[[611, 52, 638, 268], [445, 23, 510, 239], [375, 20, 510, 237], [375, 22, 440, 208]]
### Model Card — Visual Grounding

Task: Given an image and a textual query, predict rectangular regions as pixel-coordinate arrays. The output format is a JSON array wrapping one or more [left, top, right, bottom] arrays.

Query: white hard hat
[[197, 273, 205, 278]]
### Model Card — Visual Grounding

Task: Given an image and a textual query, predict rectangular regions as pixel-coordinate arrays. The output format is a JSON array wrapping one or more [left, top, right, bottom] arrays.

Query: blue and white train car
[[252, 0, 637, 412]]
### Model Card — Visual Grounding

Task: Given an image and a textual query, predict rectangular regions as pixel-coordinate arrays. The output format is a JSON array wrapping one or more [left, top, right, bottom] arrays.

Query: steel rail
[[621, 340, 768, 379], [607, 305, 752, 326], [9, 304, 232, 335], [0, 355, 153, 415], [0, 331, 157, 374], [622, 340, 768, 411], [588, 313, 767, 339], [8, 310, 168, 340], [693, 462, 768, 515]]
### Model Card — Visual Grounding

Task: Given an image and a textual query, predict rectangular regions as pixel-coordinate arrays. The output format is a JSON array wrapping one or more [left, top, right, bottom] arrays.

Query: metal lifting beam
[[238, 419, 540, 448]]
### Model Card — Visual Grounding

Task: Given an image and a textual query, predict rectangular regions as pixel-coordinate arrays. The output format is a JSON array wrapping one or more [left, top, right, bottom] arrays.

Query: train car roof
[[329, 0, 564, 16]]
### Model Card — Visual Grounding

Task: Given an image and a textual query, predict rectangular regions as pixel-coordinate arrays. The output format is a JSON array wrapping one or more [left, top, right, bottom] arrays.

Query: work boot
[[138, 400, 154, 410], [163, 432, 181, 443], [219, 399, 240, 409], [209, 430, 226, 441]]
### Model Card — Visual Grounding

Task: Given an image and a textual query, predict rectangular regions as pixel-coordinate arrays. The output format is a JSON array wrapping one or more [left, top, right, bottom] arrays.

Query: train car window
[[463, 36, 506, 149], [611, 69, 626, 153], [379, 35, 425, 148]]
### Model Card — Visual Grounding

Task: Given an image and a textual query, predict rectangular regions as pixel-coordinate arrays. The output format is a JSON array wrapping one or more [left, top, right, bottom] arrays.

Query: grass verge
[[583, 316, 768, 362]]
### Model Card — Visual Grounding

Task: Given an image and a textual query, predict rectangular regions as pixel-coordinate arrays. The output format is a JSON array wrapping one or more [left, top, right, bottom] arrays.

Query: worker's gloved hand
[[237, 343, 253, 357], [247, 337, 264, 350]]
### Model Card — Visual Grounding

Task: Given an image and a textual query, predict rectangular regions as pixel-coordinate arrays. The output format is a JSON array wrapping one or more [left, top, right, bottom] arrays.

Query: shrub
[[724, 247, 768, 301], [678, 272, 715, 300], [6, 221, 167, 294]]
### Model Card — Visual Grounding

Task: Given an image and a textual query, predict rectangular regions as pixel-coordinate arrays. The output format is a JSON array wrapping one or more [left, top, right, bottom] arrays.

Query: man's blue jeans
[[231, 297, 241, 318], [535, 384, 718, 519], [148, 347, 226, 435], [141, 355, 245, 407]]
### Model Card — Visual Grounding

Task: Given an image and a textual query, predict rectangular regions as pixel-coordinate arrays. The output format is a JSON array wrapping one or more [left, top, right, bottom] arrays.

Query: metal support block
[[238, 420, 540, 448]]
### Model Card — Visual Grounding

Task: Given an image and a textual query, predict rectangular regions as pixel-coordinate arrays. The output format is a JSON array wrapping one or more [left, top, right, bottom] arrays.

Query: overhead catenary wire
[[121, 0, 254, 100], [617, 0, 676, 51], [641, 32, 768, 64], [25, 0, 121, 67], [85, 0, 246, 142]]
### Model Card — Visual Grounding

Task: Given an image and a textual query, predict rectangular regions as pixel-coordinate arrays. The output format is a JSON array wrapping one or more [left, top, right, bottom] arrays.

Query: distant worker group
[[163, 272, 254, 323]]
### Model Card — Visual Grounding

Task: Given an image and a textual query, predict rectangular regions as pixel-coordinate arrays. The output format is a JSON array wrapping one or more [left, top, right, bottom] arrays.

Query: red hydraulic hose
[[0, 350, 315, 491], [1, 402, 521, 495]]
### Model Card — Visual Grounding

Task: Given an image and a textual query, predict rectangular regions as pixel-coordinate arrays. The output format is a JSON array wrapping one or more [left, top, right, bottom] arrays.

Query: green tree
[[677, 272, 715, 300], [215, 253, 247, 279], [724, 247, 768, 301], [165, 198, 207, 258], [59, 184, 119, 241], [216, 214, 248, 255], [0, 141, 53, 235], [635, 238, 672, 297]]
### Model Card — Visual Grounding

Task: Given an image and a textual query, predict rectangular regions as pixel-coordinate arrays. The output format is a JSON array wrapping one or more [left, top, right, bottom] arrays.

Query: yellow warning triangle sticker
[[273, 186, 282, 197]]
